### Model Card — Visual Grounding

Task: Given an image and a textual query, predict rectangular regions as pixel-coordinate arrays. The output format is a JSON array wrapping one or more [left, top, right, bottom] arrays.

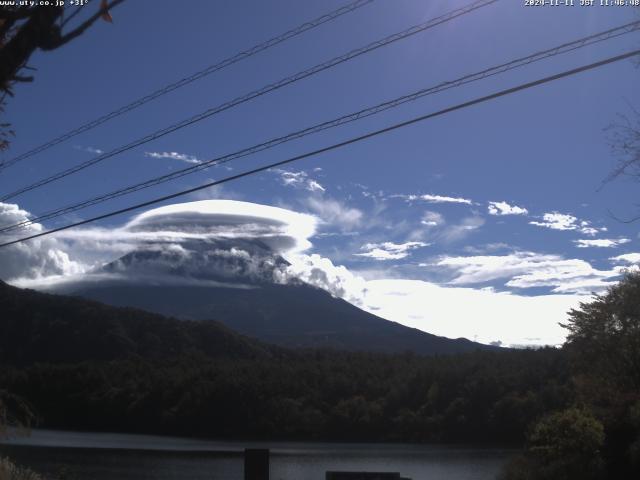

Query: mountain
[[0, 275, 566, 444], [55, 240, 496, 355], [74, 283, 493, 355], [0, 280, 275, 365]]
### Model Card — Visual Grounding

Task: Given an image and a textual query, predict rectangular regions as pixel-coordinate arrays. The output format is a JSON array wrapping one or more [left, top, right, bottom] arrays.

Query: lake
[[0, 429, 515, 480]]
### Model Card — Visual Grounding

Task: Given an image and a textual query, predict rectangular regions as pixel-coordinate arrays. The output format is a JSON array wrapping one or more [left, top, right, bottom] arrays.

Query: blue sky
[[1, 0, 639, 346]]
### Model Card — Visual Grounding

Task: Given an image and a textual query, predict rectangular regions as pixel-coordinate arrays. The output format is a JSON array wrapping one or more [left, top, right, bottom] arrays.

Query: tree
[[500, 407, 605, 480], [529, 408, 605, 474], [0, 0, 125, 150], [0, 1, 125, 92], [562, 271, 640, 477], [0, 398, 43, 480], [563, 270, 640, 393]]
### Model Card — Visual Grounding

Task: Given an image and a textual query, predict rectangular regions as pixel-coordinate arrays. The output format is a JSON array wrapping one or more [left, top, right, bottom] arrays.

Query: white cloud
[[506, 268, 620, 294], [438, 216, 485, 243], [355, 241, 429, 261], [529, 213, 577, 231], [303, 197, 362, 231], [463, 242, 512, 254], [282, 248, 592, 346], [307, 180, 325, 192], [579, 226, 601, 236], [610, 252, 640, 264], [0, 203, 84, 282], [187, 182, 242, 201], [421, 211, 444, 226], [435, 251, 624, 294], [420, 194, 473, 205], [360, 279, 585, 346], [574, 238, 631, 248], [281, 256, 589, 346], [145, 151, 201, 164], [529, 212, 605, 236], [274, 169, 325, 192], [487, 201, 528, 216], [282, 249, 585, 346], [75, 145, 104, 155], [417, 194, 473, 205], [279, 253, 368, 306]]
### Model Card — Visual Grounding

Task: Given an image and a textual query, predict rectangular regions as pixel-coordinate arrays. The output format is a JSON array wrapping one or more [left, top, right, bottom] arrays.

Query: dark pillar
[[244, 448, 269, 480]]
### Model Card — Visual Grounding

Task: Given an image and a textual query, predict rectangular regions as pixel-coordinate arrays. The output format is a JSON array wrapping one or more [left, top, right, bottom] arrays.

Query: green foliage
[[500, 408, 606, 480], [0, 457, 43, 480], [0, 348, 571, 443], [502, 272, 640, 480], [528, 407, 605, 479], [563, 271, 640, 477], [529, 407, 604, 459], [563, 270, 640, 393]]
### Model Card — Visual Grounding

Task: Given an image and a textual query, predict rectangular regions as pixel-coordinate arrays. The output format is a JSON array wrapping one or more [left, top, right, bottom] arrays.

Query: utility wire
[[2, 20, 638, 234], [2, 47, 638, 249], [0, 0, 499, 201], [0, 0, 374, 171]]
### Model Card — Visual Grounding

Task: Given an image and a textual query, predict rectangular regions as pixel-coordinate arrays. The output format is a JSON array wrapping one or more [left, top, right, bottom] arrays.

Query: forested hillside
[[0, 280, 566, 444], [0, 280, 276, 364]]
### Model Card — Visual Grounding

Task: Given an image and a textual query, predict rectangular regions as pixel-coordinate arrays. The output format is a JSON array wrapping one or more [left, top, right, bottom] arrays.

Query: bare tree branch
[[601, 109, 640, 187], [43, 0, 126, 50], [607, 207, 640, 224]]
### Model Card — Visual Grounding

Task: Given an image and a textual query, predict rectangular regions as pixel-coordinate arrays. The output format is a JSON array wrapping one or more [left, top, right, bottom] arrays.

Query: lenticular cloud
[[5, 200, 320, 288], [123, 200, 317, 253]]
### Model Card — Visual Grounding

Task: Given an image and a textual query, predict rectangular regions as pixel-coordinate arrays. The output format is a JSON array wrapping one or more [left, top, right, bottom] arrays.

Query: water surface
[[0, 429, 514, 480]]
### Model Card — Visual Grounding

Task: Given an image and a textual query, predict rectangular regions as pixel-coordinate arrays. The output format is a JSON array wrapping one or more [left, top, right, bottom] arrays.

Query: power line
[[2, 20, 638, 234], [2, 47, 638, 249], [0, 0, 374, 171], [0, 0, 499, 201]]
